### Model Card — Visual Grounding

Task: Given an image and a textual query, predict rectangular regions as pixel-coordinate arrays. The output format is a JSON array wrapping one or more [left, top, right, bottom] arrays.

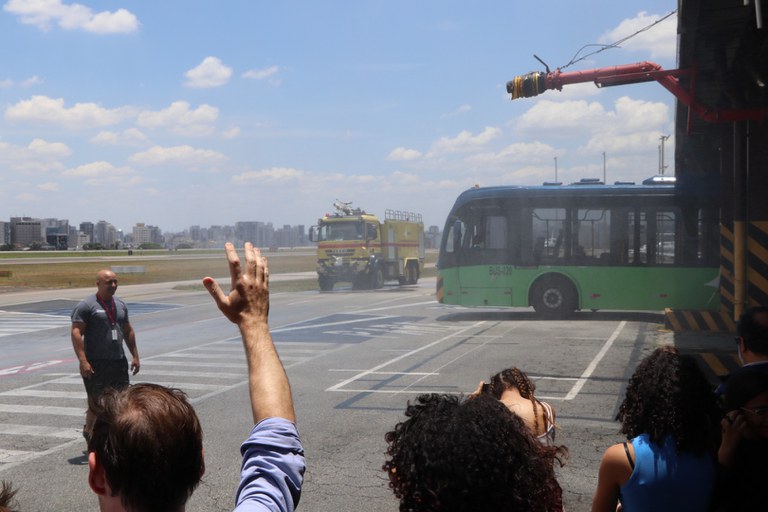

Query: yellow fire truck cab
[[309, 201, 424, 291]]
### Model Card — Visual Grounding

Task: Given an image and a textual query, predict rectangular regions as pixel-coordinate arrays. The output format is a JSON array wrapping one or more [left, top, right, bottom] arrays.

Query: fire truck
[[309, 201, 424, 291]]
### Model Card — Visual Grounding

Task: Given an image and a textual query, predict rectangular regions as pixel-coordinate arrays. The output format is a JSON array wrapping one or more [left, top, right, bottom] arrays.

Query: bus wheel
[[318, 276, 334, 291], [371, 267, 384, 289], [531, 276, 577, 318]]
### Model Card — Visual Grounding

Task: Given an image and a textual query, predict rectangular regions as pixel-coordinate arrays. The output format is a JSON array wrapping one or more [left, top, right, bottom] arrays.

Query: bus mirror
[[452, 220, 462, 253], [309, 226, 318, 242]]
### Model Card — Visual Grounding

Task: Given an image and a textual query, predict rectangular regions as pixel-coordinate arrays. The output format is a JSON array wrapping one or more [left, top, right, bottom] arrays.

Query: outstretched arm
[[203, 242, 296, 424]]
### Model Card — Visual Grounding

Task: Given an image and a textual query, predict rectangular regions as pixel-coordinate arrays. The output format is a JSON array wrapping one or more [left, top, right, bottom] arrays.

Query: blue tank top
[[619, 434, 715, 512]]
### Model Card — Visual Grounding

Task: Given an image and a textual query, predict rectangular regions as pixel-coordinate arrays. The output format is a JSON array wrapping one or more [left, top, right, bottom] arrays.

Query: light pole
[[659, 135, 670, 175], [603, 152, 606, 183], [554, 156, 558, 182]]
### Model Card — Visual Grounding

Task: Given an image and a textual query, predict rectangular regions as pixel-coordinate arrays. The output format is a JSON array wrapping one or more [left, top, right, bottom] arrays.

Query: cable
[[560, 10, 677, 70]]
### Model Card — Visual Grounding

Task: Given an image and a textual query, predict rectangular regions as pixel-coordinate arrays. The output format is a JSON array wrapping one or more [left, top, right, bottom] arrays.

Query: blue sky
[[1, 1, 678, 232]]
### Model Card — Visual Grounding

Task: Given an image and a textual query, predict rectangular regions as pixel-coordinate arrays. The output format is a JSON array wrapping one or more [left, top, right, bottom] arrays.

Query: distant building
[[94, 220, 117, 248], [79, 222, 94, 243], [10, 217, 44, 247], [425, 225, 441, 249], [132, 223, 163, 245], [0, 221, 9, 246]]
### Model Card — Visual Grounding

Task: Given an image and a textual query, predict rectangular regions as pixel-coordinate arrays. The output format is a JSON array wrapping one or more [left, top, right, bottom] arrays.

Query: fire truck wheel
[[406, 263, 419, 285], [371, 267, 384, 289], [318, 276, 334, 291]]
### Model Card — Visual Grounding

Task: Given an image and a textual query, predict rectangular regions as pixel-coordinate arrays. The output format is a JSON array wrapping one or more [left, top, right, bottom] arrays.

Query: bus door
[[448, 213, 513, 306]]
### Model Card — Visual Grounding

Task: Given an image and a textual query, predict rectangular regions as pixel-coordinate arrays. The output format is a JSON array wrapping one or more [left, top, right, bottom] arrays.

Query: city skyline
[[2, 1, 678, 231]]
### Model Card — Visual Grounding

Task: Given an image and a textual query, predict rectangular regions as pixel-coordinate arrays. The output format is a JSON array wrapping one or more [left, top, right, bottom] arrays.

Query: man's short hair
[[89, 383, 204, 512], [738, 306, 768, 355], [383, 393, 564, 512]]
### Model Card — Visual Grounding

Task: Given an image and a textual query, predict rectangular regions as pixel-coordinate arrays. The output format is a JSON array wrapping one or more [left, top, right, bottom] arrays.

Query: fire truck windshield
[[318, 221, 363, 241]]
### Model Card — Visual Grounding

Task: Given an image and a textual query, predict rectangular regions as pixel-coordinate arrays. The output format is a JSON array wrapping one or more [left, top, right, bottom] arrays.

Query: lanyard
[[97, 295, 117, 327]]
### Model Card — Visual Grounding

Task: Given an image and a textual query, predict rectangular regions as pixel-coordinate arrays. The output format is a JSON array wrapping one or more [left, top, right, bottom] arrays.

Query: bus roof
[[454, 178, 716, 204]]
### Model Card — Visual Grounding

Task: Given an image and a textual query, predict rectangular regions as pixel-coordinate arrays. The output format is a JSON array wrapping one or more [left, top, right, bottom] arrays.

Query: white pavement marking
[[326, 321, 485, 392], [564, 320, 627, 400], [271, 315, 398, 333], [0, 389, 85, 399], [0, 404, 83, 417], [0, 449, 35, 464], [0, 424, 80, 439], [0, 311, 70, 338]]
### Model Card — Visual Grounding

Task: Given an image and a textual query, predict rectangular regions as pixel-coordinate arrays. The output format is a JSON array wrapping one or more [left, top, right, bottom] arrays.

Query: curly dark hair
[[383, 393, 565, 512], [488, 367, 543, 434], [617, 346, 721, 454]]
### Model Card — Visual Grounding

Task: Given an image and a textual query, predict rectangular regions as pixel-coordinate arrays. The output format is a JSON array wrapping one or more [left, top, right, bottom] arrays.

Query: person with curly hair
[[383, 393, 566, 512], [714, 366, 768, 511], [591, 346, 721, 512], [478, 366, 557, 445]]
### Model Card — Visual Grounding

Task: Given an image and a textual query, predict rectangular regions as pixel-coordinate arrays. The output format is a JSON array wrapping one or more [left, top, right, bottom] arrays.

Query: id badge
[[112, 329, 118, 341]]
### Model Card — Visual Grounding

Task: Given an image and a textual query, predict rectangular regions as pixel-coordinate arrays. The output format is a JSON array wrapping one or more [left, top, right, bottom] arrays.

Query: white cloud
[[441, 104, 472, 118], [17, 192, 40, 202], [90, 128, 148, 146], [0, 76, 42, 89], [387, 147, 422, 161], [28, 138, 72, 158], [600, 11, 677, 60], [427, 126, 501, 155], [129, 145, 228, 167], [137, 101, 219, 136], [19, 75, 43, 87], [243, 66, 279, 80], [37, 181, 59, 191], [221, 127, 240, 139], [232, 167, 305, 184], [467, 141, 557, 166], [517, 100, 609, 133], [4, 95, 135, 128], [0, 138, 71, 173], [62, 160, 141, 186], [4, 0, 139, 34], [184, 57, 232, 88]]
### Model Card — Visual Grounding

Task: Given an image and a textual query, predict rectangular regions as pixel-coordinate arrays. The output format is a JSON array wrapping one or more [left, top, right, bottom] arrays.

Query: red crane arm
[[507, 61, 768, 125]]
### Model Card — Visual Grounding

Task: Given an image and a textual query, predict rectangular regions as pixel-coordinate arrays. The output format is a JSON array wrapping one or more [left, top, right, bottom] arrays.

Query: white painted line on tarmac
[[354, 300, 437, 314], [271, 315, 398, 333], [328, 370, 440, 376], [564, 320, 627, 401], [0, 404, 83, 417], [0, 424, 81, 439], [0, 389, 85, 399], [325, 321, 486, 392]]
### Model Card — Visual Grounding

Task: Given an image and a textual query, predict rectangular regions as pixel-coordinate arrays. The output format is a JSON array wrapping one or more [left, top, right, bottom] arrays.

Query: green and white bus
[[436, 177, 720, 318]]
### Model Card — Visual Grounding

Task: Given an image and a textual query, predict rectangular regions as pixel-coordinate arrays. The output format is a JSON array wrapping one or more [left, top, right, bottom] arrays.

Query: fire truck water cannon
[[505, 60, 768, 125]]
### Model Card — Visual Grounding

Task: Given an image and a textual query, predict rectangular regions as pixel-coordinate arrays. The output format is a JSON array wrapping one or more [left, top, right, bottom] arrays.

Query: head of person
[[487, 366, 536, 400], [383, 393, 564, 512], [737, 306, 768, 362], [725, 367, 768, 440], [88, 383, 204, 512], [96, 270, 119, 300], [617, 346, 721, 454]]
